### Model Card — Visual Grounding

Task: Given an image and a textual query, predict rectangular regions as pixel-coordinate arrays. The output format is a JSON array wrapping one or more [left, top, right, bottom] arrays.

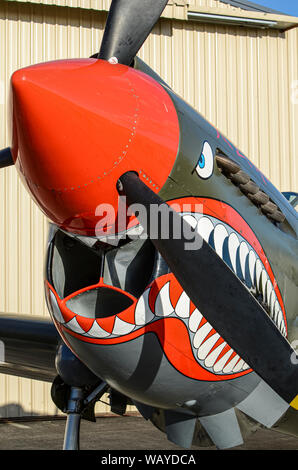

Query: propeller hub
[[11, 58, 179, 236]]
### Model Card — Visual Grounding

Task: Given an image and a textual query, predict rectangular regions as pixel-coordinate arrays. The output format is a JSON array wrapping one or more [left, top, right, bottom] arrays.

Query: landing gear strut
[[51, 343, 109, 450], [63, 387, 84, 450], [62, 382, 108, 450]]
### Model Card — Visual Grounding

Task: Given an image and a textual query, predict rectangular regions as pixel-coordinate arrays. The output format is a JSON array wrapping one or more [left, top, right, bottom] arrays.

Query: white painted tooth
[[242, 363, 250, 371], [154, 282, 174, 317], [86, 320, 111, 338], [197, 333, 220, 361], [189, 309, 203, 332], [175, 291, 191, 318], [135, 289, 155, 325], [268, 291, 274, 319], [223, 354, 241, 374], [213, 348, 234, 373], [282, 326, 287, 337], [233, 359, 245, 373], [255, 259, 263, 292], [261, 270, 269, 302], [228, 233, 240, 273], [274, 300, 280, 323], [266, 281, 273, 310], [127, 224, 144, 237], [196, 217, 214, 243], [182, 214, 198, 230], [65, 317, 85, 335], [248, 251, 256, 287], [270, 291, 277, 317], [205, 341, 227, 369], [112, 316, 135, 335], [193, 322, 213, 349], [213, 224, 228, 259], [239, 242, 249, 279], [49, 291, 65, 324], [276, 311, 285, 332]]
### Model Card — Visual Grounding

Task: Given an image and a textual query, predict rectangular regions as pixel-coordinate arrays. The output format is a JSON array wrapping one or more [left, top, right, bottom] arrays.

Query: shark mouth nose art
[[47, 197, 287, 382]]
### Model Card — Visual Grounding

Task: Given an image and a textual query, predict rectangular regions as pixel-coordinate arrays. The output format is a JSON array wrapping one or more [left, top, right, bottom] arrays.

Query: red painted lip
[[46, 198, 287, 382], [11, 59, 179, 236]]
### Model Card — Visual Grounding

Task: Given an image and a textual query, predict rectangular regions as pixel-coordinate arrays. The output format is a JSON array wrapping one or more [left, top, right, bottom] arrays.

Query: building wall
[[0, 0, 297, 417]]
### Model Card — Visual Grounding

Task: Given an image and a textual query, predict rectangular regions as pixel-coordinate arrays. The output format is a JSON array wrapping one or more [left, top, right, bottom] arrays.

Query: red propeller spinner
[[11, 59, 179, 237]]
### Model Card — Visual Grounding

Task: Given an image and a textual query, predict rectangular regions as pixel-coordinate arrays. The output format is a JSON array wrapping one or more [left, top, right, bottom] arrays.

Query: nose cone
[[11, 59, 179, 236]]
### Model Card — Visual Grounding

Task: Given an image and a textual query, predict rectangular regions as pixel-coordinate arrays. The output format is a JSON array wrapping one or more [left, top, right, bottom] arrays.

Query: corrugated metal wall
[[0, 0, 297, 417]]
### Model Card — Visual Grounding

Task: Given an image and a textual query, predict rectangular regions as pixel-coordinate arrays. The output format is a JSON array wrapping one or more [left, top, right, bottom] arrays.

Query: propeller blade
[[0, 148, 14, 168], [118, 171, 298, 409], [98, 0, 168, 65]]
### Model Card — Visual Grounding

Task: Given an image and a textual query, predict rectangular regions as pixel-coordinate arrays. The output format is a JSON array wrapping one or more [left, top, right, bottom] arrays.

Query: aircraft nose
[[10, 59, 179, 236]]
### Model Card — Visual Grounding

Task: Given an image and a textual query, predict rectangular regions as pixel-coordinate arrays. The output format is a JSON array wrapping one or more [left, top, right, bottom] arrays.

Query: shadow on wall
[[0, 404, 42, 419], [0, 404, 27, 419], [0, 404, 62, 420]]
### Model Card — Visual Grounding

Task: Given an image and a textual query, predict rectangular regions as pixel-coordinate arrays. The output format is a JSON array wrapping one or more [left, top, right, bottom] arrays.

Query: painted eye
[[195, 142, 214, 179]]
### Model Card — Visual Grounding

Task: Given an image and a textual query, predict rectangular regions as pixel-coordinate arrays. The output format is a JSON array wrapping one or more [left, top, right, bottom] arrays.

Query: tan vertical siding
[[168, 20, 298, 191], [0, 0, 297, 417]]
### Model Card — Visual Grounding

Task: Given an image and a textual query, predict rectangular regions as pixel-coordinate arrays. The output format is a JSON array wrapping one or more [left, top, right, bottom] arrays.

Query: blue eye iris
[[195, 142, 214, 179], [198, 153, 205, 169]]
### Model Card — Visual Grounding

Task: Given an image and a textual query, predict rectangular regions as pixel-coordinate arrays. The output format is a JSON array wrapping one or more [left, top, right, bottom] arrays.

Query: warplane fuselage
[[9, 58, 295, 443]]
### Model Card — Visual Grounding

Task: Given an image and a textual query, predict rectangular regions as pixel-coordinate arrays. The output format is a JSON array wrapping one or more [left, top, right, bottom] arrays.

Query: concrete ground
[[0, 415, 297, 451]]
